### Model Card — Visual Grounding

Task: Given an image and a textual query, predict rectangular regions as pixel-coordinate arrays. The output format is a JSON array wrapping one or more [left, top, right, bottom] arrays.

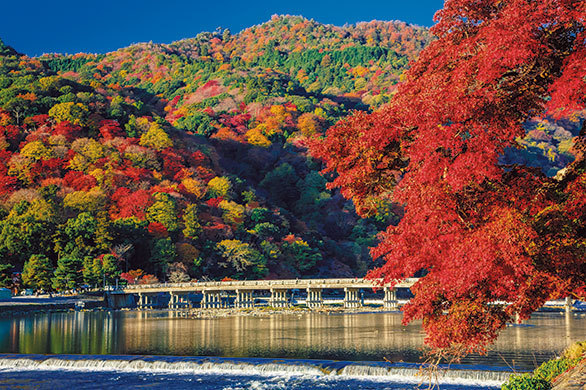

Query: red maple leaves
[[311, 0, 586, 354]]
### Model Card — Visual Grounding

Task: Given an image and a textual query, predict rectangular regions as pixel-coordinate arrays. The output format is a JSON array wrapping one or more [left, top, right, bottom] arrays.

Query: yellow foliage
[[63, 187, 107, 212], [314, 107, 326, 118], [296, 69, 308, 83], [245, 128, 271, 147], [48, 102, 89, 125], [182, 177, 205, 198], [0, 111, 11, 126], [89, 168, 105, 185], [297, 113, 320, 137], [21, 141, 51, 160], [270, 105, 286, 117], [81, 138, 104, 162], [7, 154, 32, 183], [89, 80, 102, 89], [139, 122, 173, 151], [207, 176, 231, 198], [354, 77, 367, 90], [0, 136, 8, 151], [68, 153, 89, 172], [48, 135, 67, 146], [136, 117, 151, 133], [219, 200, 245, 225], [352, 66, 368, 77], [38, 76, 57, 91]]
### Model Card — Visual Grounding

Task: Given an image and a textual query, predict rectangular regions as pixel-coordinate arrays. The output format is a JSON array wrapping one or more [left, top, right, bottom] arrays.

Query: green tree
[[101, 254, 120, 285], [56, 212, 98, 259], [22, 255, 54, 292], [149, 238, 176, 277], [82, 256, 101, 287], [260, 163, 299, 206], [52, 257, 83, 291], [0, 200, 56, 266], [0, 263, 12, 288], [282, 238, 322, 274]]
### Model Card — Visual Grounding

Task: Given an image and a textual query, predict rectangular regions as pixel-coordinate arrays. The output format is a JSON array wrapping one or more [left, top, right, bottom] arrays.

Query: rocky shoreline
[[185, 305, 392, 319]]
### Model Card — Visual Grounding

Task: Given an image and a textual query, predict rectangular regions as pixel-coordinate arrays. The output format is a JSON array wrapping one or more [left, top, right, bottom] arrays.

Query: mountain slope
[[0, 16, 430, 288]]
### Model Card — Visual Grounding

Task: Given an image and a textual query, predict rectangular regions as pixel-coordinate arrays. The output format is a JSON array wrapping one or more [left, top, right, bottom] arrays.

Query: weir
[[0, 353, 515, 386]]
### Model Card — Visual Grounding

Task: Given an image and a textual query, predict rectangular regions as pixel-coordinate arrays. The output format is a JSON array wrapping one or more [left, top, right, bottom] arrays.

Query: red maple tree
[[311, 0, 585, 355]]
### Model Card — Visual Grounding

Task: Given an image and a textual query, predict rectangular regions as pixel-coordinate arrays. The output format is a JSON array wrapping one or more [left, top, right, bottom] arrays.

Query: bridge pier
[[137, 293, 155, 310], [169, 292, 178, 309], [202, 290, 223, 309], [565, 296, 573, 313], [344, 287, 361, 308], [235, 290, 255, 308], [383, 287, 398, 310], [270, 289, 288, 308], [169, 292, 190, 309], [306, 288, 323, 308]]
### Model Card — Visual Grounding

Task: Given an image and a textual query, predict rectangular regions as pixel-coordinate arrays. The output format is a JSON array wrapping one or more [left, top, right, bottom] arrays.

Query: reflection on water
[[0, 311, 584, 369]]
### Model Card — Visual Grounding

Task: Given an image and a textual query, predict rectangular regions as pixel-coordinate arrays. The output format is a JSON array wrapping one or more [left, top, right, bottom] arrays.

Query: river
[[0, 310, 584, 389]]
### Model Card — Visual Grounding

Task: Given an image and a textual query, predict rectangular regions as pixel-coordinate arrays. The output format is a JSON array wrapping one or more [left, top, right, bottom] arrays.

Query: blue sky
[[2, 0, 444, 56]]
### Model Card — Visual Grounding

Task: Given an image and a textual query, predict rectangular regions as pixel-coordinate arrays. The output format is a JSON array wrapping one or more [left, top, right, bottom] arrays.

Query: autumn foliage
[[312, 0, 585, 354]]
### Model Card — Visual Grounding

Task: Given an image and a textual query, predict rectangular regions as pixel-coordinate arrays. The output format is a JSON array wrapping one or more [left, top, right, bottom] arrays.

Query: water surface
[[1, 310, 583, 370]]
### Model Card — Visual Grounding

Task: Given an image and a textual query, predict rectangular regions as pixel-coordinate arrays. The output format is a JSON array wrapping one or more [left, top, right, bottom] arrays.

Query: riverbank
[[552, 360, 586, 390], [501, 341, 585, 390], [186, 305, 394, 319], [0, 295, 105, 316]]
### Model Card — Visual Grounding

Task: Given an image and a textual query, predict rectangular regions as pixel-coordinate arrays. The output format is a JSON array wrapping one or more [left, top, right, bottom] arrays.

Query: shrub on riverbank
[[501, 341, 585, 390], [502, 374, 550, 390]]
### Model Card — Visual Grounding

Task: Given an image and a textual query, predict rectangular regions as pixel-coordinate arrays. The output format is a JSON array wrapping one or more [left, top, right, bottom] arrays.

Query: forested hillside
[[0, 16, 432, 289], [0, 15, 581, 291]]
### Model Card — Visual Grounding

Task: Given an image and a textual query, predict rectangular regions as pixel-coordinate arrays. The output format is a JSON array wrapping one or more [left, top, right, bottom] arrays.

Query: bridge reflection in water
[[2, 310, 583, 369]]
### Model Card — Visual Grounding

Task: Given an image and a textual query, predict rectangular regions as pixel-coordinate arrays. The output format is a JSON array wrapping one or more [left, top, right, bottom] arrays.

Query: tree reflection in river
[[0, 311, 583, 370]]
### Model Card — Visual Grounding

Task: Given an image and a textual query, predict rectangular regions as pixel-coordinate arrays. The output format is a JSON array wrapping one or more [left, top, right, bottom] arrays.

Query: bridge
[[107, 278, 419, 310]]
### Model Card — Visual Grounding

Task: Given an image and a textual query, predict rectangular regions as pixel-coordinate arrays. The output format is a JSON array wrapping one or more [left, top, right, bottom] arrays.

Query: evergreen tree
[[22, 255, 54, 292], [52, 257, 83, 291]]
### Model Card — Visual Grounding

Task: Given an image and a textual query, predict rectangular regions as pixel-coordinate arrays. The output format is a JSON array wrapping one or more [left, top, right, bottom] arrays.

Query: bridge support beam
[[306, 288, 323, 309], [169, 292, 190, 309], [137, 293, 155, 310], [169, 292, 177, 309], [383, 287, 398, 310], [202, 290, 223, 309], [344, 288, 361, 309], [269, 289, 288, 308], [234, 290, 255, 308]]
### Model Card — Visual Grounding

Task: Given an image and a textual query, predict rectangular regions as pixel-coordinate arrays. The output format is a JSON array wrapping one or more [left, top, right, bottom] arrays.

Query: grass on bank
[[501, 341, 585, 390]]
